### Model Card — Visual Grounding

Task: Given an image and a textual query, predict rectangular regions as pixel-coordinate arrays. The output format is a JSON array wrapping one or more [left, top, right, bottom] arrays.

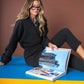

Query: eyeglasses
[[30, 6, 40, 10]]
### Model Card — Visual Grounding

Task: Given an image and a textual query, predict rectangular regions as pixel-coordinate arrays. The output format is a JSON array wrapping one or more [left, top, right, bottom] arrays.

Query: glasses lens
[[37, 7, 40, 10], [31, 6, 40, 10]]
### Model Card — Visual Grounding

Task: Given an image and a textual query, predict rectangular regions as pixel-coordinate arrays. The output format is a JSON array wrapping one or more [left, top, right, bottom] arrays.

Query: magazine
[[25, 47, 71, 81]]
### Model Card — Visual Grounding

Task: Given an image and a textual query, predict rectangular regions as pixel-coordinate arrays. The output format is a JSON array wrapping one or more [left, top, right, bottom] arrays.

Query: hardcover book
[[25, 47, 71, 81]]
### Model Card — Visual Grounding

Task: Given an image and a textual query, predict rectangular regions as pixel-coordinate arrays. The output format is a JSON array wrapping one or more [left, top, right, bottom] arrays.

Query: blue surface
[[0, 56, 84, 81]]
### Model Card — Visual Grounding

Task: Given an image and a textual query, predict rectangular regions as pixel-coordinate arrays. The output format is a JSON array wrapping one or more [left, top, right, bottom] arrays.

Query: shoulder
[[14, 17, 33, 31], [43, 17, 48, 27], [43, 17, 47, 23], [15, 18, 29, 28], [15, 17, 30, 23], [15, 19, 24, 25], [13, 19, 25, 31], [16, 17, 33, 25]]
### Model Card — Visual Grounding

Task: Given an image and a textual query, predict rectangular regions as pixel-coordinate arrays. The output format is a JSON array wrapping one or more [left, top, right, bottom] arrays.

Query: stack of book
[[39, 53, 58, 68]]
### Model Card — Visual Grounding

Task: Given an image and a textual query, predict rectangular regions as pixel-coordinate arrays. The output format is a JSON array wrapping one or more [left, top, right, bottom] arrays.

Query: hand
[[48, 42, 58, 50], [0, 62, 4, 66]]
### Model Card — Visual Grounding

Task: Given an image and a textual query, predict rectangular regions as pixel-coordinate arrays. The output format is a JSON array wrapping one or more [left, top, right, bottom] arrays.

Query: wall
[[0, 0, 84, 57]]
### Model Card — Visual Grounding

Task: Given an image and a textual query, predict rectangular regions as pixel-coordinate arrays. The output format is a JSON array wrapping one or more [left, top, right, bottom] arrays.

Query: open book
[[25, 47, 71, 81]]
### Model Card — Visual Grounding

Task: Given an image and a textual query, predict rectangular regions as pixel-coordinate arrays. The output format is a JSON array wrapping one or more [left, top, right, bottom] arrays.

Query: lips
[[34, 11, 38, 13]]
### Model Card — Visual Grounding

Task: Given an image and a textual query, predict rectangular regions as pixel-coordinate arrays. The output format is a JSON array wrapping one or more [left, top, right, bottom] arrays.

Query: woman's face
[[30, 0, 40, 17]]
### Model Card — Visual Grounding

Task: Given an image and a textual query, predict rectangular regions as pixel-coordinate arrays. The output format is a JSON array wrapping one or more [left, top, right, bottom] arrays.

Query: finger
[[53, 45, 58, 50], [1, 63, 4, 65], [0, 62, 4, 66], [0, 63, 3, 65], [50, 46, 54, 51]]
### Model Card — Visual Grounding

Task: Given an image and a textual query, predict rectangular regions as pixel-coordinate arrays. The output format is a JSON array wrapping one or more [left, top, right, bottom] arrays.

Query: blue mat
[[0, 56, 84, 81]]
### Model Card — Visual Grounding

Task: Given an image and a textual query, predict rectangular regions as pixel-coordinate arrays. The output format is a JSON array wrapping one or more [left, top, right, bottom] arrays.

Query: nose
[[35, 8, 38, 10]]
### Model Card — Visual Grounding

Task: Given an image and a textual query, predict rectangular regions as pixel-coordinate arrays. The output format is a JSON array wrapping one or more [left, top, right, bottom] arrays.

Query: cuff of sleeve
[[45, 38, 50, 46], [1, 53, 11, 65], [42, 38, 50, 48]]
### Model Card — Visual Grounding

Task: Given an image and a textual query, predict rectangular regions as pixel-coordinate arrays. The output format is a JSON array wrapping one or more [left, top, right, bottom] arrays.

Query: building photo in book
[[28, 67, 60, 76]]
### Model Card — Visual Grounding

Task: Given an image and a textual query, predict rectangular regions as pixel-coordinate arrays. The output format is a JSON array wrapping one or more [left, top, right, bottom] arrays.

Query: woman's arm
[[0, 20, 23, 65], [42, 20, 58, 50], [42, 20, 50, 48]]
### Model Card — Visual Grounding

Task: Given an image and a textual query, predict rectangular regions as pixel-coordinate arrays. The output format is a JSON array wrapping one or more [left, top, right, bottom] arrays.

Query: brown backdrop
[[0, 0, 84, 57]]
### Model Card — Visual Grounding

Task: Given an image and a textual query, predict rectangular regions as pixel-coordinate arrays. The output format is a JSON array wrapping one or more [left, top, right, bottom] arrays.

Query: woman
[[0, 0, 84, 71]]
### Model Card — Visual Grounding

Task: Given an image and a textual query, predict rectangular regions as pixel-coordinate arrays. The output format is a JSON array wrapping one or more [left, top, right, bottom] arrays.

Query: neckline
[[30, 17, 39, 27]]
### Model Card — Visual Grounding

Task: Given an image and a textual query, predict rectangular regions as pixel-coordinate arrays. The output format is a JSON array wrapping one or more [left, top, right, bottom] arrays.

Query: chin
[[34, 14, 38, 16], [33, 13, 39, 16]]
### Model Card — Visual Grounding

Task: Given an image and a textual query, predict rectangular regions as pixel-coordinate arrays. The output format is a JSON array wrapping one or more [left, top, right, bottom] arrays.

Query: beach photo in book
[[25, 47, 71, 81]]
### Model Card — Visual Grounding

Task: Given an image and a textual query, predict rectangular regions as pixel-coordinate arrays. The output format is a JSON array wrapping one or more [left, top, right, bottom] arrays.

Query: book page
[[26, 67, 64, 81], [39, 47, 71, 72]]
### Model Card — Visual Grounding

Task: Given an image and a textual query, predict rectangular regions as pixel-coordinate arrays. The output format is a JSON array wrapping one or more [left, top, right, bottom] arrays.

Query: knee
[[62, 28, 70, 31], [61, 28, 70, 33]]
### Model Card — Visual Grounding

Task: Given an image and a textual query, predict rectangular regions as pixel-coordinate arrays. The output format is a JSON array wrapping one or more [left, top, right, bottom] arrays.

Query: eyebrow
[[32, 5, 40, 7]]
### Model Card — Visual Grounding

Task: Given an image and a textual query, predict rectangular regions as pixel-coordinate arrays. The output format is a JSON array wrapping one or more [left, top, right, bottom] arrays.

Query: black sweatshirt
[[1, 17, 50, 67]]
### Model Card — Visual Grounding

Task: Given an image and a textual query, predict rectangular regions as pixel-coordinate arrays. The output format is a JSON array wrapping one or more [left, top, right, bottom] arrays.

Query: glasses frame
[[30, 6, 41, 10]]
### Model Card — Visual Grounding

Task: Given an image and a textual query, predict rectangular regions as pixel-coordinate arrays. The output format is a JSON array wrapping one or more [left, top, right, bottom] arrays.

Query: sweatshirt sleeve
[[1, 20, 23, 64], [42, 21, 50, 48]]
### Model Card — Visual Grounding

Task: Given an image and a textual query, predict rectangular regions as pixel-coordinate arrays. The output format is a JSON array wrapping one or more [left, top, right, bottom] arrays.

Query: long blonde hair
[[15, 0, 46, 36]]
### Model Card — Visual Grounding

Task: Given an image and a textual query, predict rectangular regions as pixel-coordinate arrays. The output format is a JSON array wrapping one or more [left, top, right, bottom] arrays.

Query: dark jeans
[[51, 28, 84, 71]]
